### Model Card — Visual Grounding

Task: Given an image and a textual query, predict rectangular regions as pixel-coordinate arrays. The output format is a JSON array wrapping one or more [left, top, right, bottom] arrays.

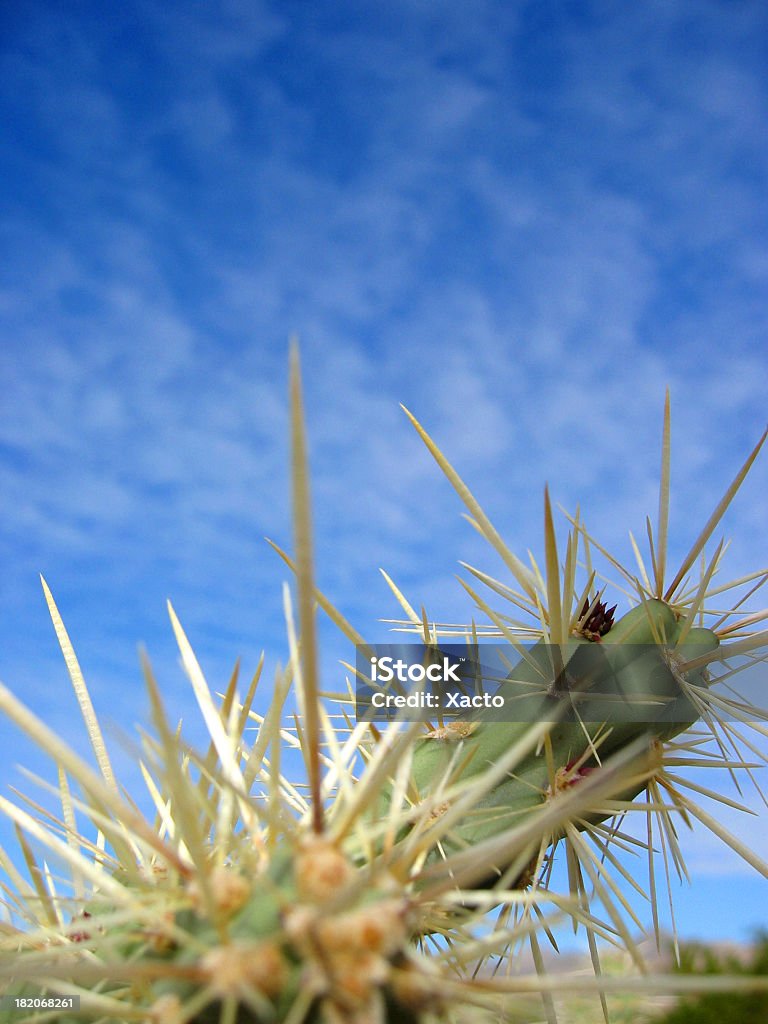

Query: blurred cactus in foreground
[[1, 357, 768, 1024]]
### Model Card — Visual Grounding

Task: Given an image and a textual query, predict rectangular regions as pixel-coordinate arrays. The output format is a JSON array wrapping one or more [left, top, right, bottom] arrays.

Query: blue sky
[[1, 0, 767, 941]]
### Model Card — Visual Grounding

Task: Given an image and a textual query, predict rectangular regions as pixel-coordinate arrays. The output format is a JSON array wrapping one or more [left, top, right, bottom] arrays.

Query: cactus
[[1, 367, 768, 1024], [400, 601, 722, 870]]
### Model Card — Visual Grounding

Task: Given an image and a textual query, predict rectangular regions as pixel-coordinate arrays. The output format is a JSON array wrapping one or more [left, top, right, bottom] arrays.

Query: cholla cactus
[[1, 358, 767, 1024]]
